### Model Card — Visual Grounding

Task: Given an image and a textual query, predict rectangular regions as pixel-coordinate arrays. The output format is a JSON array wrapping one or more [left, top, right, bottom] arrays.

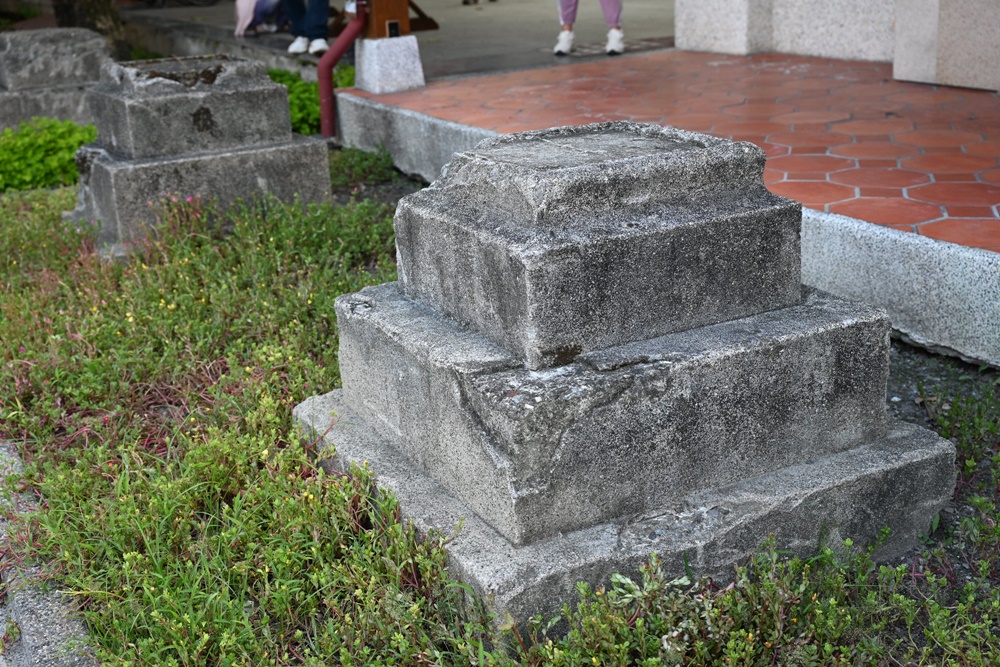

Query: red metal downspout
[[319, 2, 367, 138]]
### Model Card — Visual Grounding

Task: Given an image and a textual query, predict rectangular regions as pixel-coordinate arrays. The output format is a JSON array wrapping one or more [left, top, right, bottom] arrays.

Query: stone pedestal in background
[[66, 55, 330, 253], [295, 122, 955, 623], [0, 28, 111, 128]]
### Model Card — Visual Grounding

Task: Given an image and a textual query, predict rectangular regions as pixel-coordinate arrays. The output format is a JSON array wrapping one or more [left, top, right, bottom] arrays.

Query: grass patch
[[328, 147, 398, 190], [268, 67, 356, 136], [0, 118, 96, 192], [0, 173, 998, 665]]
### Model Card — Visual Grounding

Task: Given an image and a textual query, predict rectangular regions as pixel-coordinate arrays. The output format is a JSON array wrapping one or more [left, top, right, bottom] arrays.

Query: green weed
[[0, 118, 96, 192], [267, 67, 355, 136], [328, 147, 398, 189]]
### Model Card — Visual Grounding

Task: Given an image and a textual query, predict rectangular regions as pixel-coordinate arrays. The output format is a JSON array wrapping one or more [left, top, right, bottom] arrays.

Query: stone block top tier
[[0, 29, 110, 92], [396, 122, 803, 369], [88, 56, 292, 159]]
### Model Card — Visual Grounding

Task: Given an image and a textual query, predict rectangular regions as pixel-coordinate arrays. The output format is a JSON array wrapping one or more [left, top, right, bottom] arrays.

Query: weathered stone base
[[294, 391, 954, 624], [66, 137, 331, 250], [0, 86, 95, 129]]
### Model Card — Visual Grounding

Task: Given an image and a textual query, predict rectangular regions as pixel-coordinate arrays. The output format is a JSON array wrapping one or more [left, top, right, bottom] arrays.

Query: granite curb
[[0, 444, 93, 667]]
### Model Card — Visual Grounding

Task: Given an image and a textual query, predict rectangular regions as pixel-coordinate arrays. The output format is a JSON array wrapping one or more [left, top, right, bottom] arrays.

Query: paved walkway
[[349, 50, 1000, 252]]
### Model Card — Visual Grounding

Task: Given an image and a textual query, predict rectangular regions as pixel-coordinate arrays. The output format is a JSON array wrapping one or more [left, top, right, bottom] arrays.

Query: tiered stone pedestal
[[0, 28, 110, 128], [295, 122, 954, 623], [66, 56, 330, 252]]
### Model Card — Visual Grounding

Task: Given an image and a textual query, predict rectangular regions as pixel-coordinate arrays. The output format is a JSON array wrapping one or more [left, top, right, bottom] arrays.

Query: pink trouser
[[558, 0, 622, 28]]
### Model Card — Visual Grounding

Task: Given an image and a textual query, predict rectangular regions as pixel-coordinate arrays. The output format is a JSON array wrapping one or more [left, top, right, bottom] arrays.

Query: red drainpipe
[[319, 2, 367, 138]]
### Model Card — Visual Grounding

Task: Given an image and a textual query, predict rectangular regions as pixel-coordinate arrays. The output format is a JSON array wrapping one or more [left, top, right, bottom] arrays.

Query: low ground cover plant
[[0, 117, 96, 192], [268, 67, 355, 136], [0, 165, 997, 665]]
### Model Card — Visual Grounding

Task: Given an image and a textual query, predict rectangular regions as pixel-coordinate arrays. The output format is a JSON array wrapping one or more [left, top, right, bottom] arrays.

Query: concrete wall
[[675, 0, 772, 55], [772, 0, 894, 61], [675, 0, 894, 61], [894, 0, 1000, 91]]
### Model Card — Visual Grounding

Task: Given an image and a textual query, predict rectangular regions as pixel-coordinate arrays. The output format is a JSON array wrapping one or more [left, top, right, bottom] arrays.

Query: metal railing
[[318, 2, 367, 137]]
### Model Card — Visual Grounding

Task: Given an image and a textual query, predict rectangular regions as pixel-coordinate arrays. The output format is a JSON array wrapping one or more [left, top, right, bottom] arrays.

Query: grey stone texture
[[295, 393, 954, 626], [0, 29, 108, 92], [66, 55, 330, 251], [69, 139, 330, 250], [894, 0, 1000, 92], [355, 36, 426, 95], [335, 91, 495, 182], [801, 209, 1000, 368], [676, 0, 894, 61], [0, 444, 93, 667], [88, 57, 292, 159], [337, 282, 893, 545], [675, 0, 773, 55], [297, 122, 955, 622], [0, 28, 111, 128], [397, 124, 802, 369]]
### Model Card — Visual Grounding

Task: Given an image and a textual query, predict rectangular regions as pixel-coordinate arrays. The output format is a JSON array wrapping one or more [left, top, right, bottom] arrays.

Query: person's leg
[[557, 0, 578, 28], [554, 0, 577, 54], [598, 0, 621, 29], [601, 0, 623, 54], [283, 0, 306, 36], [303, 0, 329, 40]]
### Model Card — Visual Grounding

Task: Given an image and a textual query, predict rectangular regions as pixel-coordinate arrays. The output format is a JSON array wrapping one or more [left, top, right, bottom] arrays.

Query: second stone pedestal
[[66, 56, 330, 252]]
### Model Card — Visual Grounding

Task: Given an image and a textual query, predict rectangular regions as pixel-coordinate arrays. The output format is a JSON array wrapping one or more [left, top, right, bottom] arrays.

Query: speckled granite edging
[[0, 444, 94, 667], [335, 92, 496, 183], [802, 209, 1000, 368]]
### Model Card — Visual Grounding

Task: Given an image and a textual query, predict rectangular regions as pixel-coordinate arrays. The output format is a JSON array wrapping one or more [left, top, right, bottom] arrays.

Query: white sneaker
[[606, 28, 624, 55], [287, 36, 309, 54], [553, 30, 574, 56], [308, 38, 329, 55]]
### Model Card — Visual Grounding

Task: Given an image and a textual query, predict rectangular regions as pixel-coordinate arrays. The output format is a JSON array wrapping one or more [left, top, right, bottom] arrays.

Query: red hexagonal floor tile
[[829, 143, 921, 159], [964, 140, 1000, 158], [771, 110, 852, 125], [895, 129, 986, 147], [909, 182, 1000, 207], [768, 154, 856, 174], [978, 169, 1000, 185], [767, 131, 853, 150], [833, 119, 915, 135], [918, 219, 1000, 250], [831, 168, 931, 188], [767, 181, 857, 207], [830, 198, 943, 225]]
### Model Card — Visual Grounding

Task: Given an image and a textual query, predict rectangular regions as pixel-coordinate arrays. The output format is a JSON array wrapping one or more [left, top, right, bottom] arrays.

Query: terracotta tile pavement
[[349, 50, 1000, 253]]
